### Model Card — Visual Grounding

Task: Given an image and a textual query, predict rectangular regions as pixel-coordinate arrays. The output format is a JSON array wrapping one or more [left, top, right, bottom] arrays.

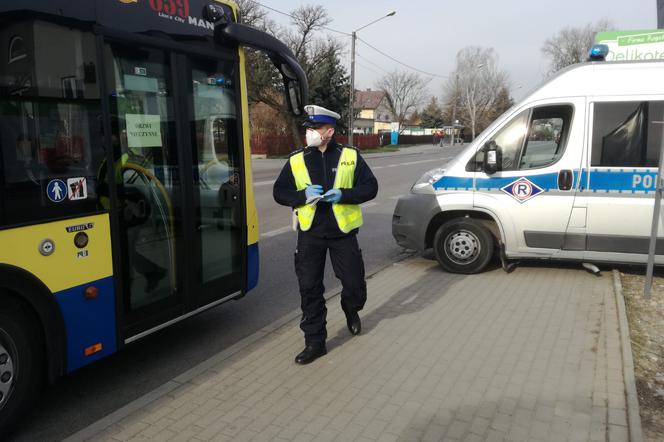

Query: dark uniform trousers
[[294, 231, 366, 345]]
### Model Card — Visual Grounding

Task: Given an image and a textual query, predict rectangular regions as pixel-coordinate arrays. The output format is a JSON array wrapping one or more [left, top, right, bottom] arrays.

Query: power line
[[248, 1, 446, 79], [355, 61, 384, 77], [247, 0, 351, 36], [356, 52, 391, 74], [356, 37, 448, 79]]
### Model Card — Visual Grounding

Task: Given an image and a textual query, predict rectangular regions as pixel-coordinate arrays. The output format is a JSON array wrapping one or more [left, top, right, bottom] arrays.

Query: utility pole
[[347, 11, 396, 146], [450, 73, 458, 147], [348, 31, 356, 146]]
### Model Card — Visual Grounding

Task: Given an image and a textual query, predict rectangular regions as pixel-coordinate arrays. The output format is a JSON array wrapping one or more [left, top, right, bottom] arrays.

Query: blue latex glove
[[305, 184, 323, 199], [322, 189, 342, 203]]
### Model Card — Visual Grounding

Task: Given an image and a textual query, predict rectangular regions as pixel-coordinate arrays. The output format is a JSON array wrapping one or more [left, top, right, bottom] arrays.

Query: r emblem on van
[[501, 177, 544, 203]]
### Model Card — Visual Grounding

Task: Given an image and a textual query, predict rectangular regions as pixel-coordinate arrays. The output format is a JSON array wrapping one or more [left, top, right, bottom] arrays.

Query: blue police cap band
[[308, 114, 337, 125]]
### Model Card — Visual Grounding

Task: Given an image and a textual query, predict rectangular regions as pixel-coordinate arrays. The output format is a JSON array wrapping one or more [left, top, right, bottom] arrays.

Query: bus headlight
[[411, 167, 445, 193]]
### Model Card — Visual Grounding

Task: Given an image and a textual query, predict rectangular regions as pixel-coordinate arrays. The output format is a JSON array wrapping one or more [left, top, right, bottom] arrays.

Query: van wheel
[[0, 300, 44, 435], [434, 218, 494, 274]]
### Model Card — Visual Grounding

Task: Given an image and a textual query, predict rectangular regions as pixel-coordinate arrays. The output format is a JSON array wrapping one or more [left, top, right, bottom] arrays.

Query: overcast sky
[[259, 0, 656, 102]]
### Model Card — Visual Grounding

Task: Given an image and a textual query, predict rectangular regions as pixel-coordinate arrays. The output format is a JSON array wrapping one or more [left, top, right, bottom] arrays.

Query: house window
[[8, 36, 27, 64]]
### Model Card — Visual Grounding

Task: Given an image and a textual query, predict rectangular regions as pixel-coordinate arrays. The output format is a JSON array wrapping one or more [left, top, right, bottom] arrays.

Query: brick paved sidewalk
[[74, 258, 631, 442]]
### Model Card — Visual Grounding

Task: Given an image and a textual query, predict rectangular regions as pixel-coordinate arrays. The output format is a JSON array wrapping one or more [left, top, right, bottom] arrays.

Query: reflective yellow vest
[[98, 152, 129, 211], [289, 147, 363, 233]]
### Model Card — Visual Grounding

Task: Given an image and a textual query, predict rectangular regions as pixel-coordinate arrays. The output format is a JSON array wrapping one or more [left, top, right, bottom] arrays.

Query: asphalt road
[[11, 143, 464, 442]]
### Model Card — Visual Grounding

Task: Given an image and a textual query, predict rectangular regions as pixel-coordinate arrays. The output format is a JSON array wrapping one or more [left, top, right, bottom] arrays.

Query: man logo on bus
[[501, 177, 544, 203]]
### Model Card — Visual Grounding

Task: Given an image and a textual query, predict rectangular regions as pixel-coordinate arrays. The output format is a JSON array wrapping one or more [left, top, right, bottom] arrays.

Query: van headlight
[[411, 167, 445, 193]]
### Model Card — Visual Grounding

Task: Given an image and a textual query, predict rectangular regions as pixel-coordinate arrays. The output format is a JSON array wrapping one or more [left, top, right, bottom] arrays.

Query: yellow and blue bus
[[0, 0, 307, 431]]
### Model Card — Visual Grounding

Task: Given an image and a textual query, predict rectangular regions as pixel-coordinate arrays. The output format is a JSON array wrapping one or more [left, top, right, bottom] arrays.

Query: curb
[[612, 269, 644, 442], [63, 252, 415, 442]]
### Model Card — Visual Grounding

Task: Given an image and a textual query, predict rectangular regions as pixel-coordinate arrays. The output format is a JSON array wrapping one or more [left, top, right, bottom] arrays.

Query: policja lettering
[[273, 104, 379, 365]]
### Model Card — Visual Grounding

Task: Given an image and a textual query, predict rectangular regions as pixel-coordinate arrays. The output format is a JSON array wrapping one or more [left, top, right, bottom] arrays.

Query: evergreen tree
[[420, 97, 445, 128]]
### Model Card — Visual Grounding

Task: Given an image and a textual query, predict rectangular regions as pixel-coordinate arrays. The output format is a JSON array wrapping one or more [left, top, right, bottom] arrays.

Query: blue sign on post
[[47, 179, 67, 203]]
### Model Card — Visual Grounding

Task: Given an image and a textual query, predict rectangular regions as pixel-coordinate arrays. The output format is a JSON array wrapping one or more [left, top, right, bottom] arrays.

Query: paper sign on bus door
[[125, 114, 162, 148]]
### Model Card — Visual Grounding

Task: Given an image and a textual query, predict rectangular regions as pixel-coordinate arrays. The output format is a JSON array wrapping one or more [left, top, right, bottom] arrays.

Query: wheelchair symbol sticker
[[501, 177, 544, 203], [47, 179, 67, 203]]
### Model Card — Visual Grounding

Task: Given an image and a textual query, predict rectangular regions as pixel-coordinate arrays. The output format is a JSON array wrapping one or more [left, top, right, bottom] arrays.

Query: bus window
[[190, 58, 242, 284], [0, 21, 103, 227]]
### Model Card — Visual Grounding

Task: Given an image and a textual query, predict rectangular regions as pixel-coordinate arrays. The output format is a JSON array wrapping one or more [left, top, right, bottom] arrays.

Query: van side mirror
[[483, 141, 500, 175]]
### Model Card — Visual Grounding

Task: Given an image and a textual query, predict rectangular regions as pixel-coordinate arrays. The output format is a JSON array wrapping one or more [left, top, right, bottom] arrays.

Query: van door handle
[[558, 169, 573, 191]]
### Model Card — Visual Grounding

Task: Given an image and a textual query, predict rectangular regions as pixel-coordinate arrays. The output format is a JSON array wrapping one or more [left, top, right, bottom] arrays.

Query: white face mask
[[306, 128, 333, 147], [306, 129, 323, 147]]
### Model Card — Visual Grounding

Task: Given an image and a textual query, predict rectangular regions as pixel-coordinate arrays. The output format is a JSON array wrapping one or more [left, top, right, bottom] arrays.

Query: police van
[[392, 46, 664, 274]]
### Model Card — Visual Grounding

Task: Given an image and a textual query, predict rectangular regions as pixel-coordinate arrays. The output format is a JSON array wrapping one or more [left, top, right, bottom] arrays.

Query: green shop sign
[[596, 30, 664, 61]]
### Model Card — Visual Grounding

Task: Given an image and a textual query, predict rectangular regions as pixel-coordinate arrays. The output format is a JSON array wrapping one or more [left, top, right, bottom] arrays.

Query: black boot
[[342, 305, 361, 336], [295, 344, 327, 365]]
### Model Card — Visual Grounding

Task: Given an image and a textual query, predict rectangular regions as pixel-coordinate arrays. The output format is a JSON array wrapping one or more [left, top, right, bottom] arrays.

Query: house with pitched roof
[[353, 89, 394, 134]]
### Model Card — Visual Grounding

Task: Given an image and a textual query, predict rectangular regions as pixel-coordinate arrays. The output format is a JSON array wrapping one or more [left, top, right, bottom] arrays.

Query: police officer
[[273, 105, 378, 365]]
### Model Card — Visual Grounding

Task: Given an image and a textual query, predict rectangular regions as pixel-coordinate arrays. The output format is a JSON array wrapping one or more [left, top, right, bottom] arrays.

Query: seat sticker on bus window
[[501, 177, 544, 203], [67, 177, 88, 201], [46, 179, 67, 203], [126, 114, 162, 148]]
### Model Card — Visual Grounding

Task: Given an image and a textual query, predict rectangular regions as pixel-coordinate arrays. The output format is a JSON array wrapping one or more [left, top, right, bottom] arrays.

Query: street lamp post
[[348, 11, 396, 146]]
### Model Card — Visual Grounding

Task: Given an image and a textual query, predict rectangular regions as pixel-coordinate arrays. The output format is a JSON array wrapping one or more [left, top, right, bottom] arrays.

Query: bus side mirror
[[483, 141, 500, 175], [285, 80, 303, 116], [277, 61, 305, 116], [214, 21, 309, 116]]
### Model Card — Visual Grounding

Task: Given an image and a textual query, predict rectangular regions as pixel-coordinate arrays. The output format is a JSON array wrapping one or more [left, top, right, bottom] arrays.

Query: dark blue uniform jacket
[[273, 139, 378, 238]]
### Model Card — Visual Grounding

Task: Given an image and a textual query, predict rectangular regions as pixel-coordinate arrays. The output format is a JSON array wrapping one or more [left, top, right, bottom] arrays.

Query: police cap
[[303, 105, 341, 128]]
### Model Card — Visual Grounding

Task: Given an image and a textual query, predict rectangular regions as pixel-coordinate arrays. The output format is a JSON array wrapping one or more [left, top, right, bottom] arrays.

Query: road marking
[[261, 226, 292, 238], [389, 195, 406, 200], [400, 158, 450, 166], [254, 180, 275, 187], [361, 202, 378, 209]]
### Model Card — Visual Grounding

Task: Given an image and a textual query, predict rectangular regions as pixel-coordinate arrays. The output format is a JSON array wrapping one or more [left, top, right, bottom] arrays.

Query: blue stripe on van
[[586, 169, 657, 193], [433, 173, 561, 191], [433, 169, 658, 193]]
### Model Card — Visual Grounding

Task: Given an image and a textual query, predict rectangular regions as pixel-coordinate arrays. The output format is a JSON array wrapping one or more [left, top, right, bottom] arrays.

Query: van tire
[[0, 300, 44, 436], [434, 218, 494, 274]]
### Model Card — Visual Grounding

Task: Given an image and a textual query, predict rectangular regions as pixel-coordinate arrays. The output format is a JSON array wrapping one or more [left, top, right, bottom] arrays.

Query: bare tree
[[375, 70, 429, 133], [541, 19, 612, 75], [235, 0, 270, 27], [444, 46, 509, 140], [238, 3, 349, 148]]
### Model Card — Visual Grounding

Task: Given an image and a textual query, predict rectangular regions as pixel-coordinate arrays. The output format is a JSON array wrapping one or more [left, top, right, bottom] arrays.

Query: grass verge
[[619, 270, 664, 441]]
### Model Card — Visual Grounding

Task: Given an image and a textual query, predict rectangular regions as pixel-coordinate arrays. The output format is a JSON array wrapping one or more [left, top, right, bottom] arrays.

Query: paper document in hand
[[306, 195, 323, 205]]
